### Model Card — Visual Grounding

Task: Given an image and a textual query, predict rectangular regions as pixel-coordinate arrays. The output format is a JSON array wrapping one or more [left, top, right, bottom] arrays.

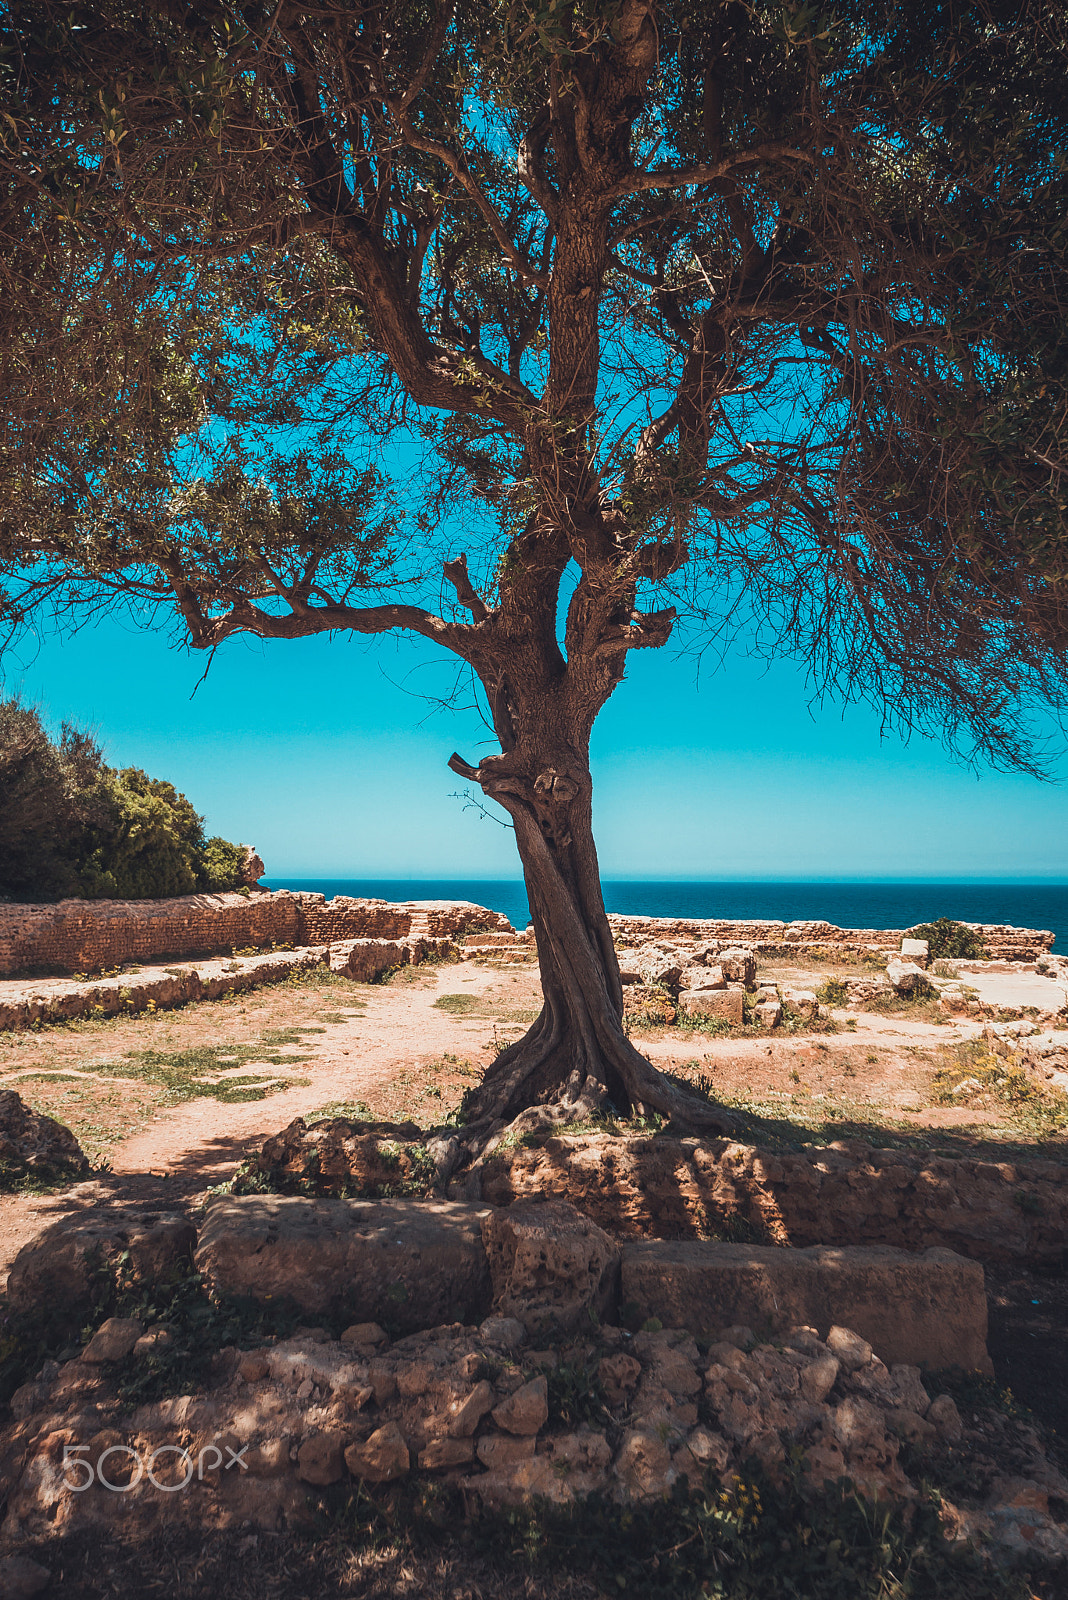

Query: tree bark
[[442, 739, 736, 1169]]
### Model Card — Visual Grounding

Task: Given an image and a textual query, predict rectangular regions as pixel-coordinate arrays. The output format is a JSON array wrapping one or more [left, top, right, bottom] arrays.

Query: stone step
[[620, 1240, 991, 1373], [195, 1196, 493, 1333]]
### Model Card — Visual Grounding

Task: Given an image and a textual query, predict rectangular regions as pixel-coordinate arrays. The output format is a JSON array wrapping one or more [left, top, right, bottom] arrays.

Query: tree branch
[[443, 553, 491, 620], [611, 144, 812, 197]]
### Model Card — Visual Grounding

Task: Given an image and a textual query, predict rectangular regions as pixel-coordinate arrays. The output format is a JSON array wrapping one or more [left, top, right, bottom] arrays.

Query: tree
[[0, 699, 250, 899], [1, 0, 1066, 1166]]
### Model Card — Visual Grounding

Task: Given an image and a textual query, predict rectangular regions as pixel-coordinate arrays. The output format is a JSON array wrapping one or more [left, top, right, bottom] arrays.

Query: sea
[[265, 879, 1068, 953]]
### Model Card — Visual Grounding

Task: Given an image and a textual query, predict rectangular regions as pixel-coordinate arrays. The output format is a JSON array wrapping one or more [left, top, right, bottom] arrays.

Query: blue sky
[[5, 602, 1067, 882]]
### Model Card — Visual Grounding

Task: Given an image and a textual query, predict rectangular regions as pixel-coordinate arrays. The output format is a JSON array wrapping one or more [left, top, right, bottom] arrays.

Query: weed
[[433, 992, 479, 1014], [89, 1026, 323, 1104], [933, 1040, 1068, 1136], [816, 978, 849, 1007], [546, 1360, 609, 1427], [909, 918, 988, 960]]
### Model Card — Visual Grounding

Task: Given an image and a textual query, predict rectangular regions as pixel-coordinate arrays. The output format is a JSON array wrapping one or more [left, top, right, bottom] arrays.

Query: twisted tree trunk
[[439, 722, 736, 1174]]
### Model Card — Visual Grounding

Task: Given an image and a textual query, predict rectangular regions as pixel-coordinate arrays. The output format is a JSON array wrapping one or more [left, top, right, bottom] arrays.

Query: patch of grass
[[313, 1458, 1033, 1600], [546, 1359, 610, 1427], [433, 992, 480, 1014], [306, 1098, 373, 1121], [816, 978, 850, 1007], [0, 1156, 95, 1195], [933, 1040, 1068, 1137], [89, 1025, 322, 1104]]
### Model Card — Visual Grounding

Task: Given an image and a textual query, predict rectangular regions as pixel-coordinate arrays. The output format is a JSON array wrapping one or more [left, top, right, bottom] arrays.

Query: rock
[[419, 1437, 475, 1470], [826, 1325, 872, 1372], [491, 1376, 548, 1436], [345, 1422, 410, 1483], [341, 1322, 388, 1348], [900, 938, 929, 968], [928, 1393, 964, 1443], [718, 948, 758, 987], [614, 1427, 678, 1500], [718, 1325, 757, 1351], [245, 1439, 290, 1478], [240, 847, 266, 887], [328, 938, 411, 982], [886, 959, 934, 997], [448, 1380, 495, 1437], [479, 1315, 525, 1349], [620, 1243, 992, 1373], [677, 988, 744, 1024], [0, 1555, 51, 1598], [6, 1208, 195, 1315], [800, 1354, 840, 1403], [636, 947, 684, 989], [482, 1199, 621, 1335], [598, 1352, 642, 1406], [81, 1317, 145, 1364], [886, 1408, 938, 1446], [680, 965, 727, 992], [0, 1089, 89, 1174], [132, 1327, 174, 1358], [754, 1000, 783, 1029], [297, 1432, 346, 1485], [195, 1195, 492, 1329], [238, 1351, 270, 1382], [476, 1434, 536, 1469], [251, 1115, 430, 1198], [781, 988, 819, 1019], [683, 1426, 730, 1471]]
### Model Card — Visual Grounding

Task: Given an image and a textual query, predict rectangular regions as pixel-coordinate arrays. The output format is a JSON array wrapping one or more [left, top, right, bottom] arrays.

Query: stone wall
[[608, 915, 1054, 962], [0, 892, 512, 977], [479, 1133, 1068, 1268]]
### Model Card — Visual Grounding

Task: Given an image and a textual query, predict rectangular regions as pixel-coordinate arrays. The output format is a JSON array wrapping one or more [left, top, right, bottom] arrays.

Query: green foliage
[[317, 1460, 1033, 1600], [90, 1026, 321, 1104], [0, 697, 250, 901], [816, 979, 850, 1007], [933, 1040, 1068, 1137], [201, 835, 248, 892], [908, 921, 988, 961]]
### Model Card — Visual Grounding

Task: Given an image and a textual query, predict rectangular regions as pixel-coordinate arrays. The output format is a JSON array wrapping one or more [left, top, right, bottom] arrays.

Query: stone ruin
[[3, 1196, 1066, 1567]]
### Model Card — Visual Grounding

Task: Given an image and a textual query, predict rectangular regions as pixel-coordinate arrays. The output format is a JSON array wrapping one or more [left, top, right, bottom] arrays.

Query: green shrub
[[908, 918, 987, 960], [201, 835, 247, 892], [0, 698, 250, 901]]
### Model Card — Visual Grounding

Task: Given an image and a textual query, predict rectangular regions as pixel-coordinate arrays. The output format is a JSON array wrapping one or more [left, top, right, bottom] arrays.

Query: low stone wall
[[0, 892, 511, 977], [608, 915, 1054, 962], [479, 1134, 1068, 1268]]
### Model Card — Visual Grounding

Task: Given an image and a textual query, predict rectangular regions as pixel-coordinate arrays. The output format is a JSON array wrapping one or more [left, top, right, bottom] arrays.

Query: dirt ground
[[3, 949, 1066, 1289]]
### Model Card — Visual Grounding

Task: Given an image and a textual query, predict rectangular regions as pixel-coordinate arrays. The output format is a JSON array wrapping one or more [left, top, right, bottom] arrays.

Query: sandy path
[[0, 960, 507, 1288]]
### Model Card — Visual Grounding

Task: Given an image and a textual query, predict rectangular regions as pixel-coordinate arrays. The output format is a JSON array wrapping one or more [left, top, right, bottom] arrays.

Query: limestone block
[[297, 1432, 346, 1485], [678, 988, 744, 1025], [81, 1318, 145, 1364], [345, 1422, 409, 1483], [680, 964, 726, 992], [718, 948, 758, 987], [620, 1242, 992, 1373], [328, 938, 410, 982], [195, 1195, 492, 1330], [886, 959, 934, 997], [6, 1208, 196, 1314], [900, 938, 929, 968], [491, 1375, 548, 1435], [482, 1198, 621, 1334], [781, 988, 819, 1019]]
